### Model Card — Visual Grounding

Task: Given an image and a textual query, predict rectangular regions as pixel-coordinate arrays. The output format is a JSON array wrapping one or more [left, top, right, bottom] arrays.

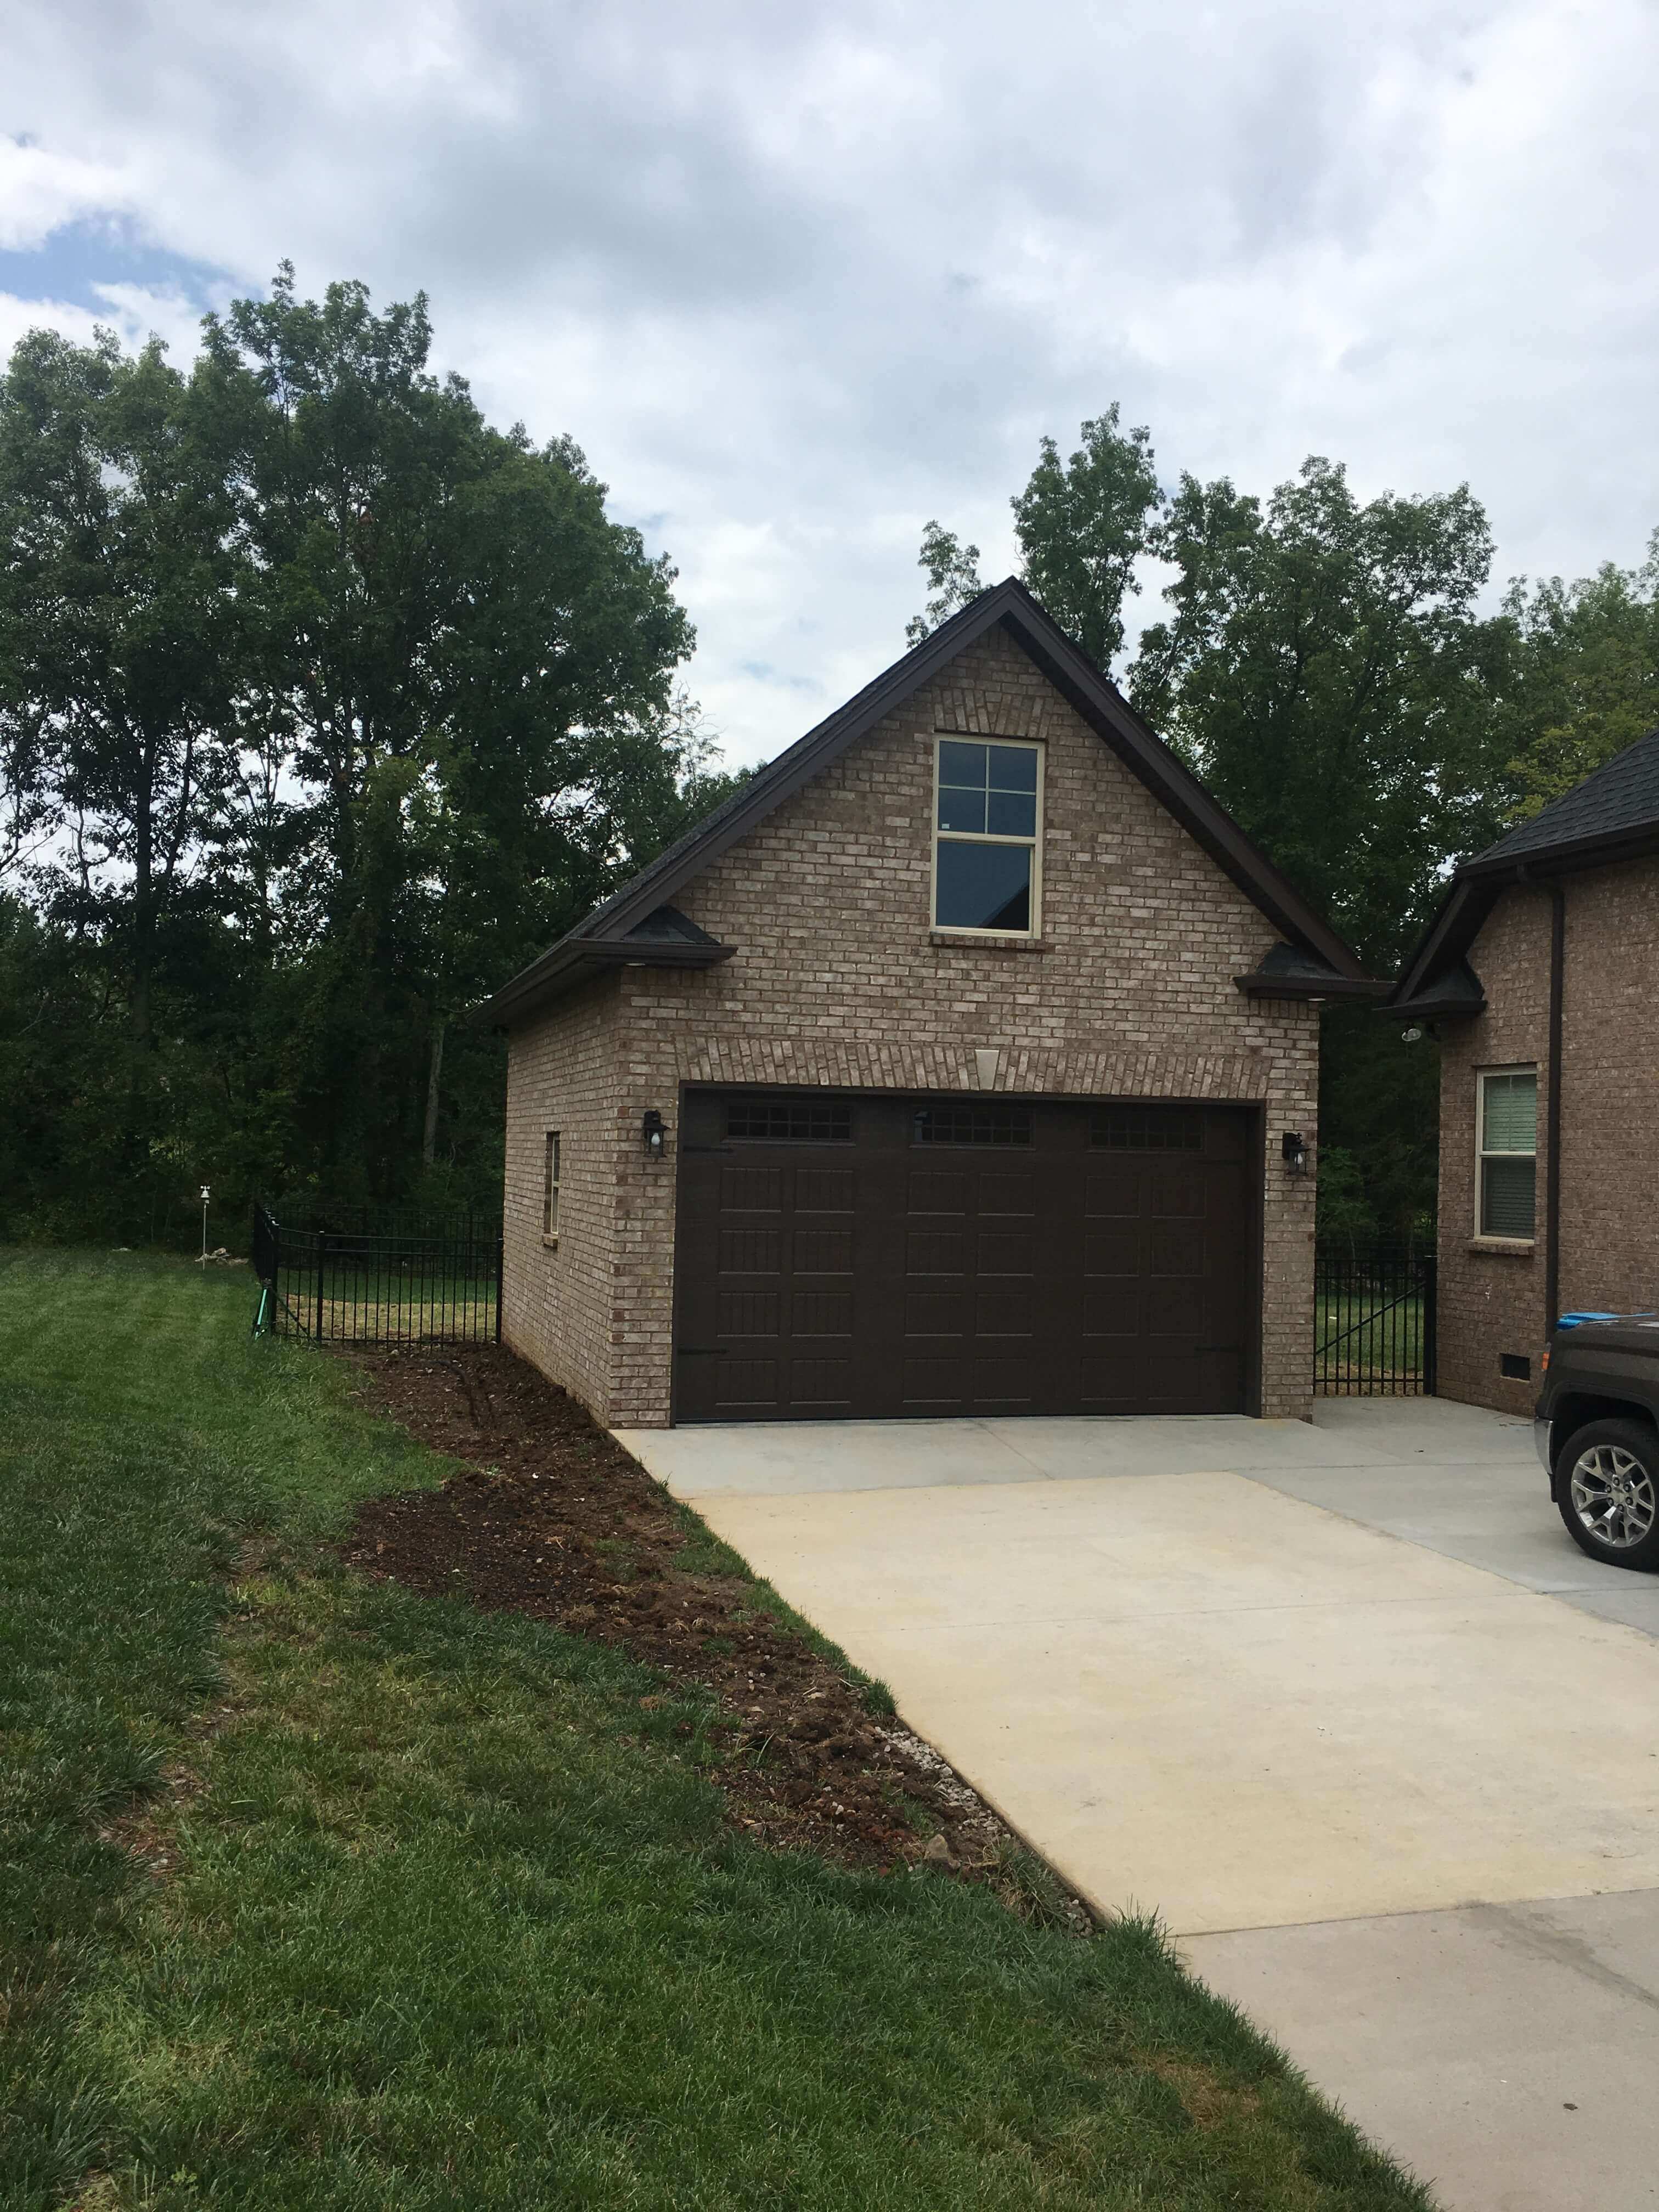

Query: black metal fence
[[252, 1201, 503, 1347], [1314, 1243, 1436, 1397]]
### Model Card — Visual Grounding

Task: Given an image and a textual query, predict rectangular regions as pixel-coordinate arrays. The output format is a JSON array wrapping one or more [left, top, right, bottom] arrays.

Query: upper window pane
[[938, 739, 989, 789], [1482, 1071, 1537, 1154], [935, 841, 1031, 930], [987, 791, 1037, 837], [988, 743, 1038, 793], [937, 785, 988, 834]]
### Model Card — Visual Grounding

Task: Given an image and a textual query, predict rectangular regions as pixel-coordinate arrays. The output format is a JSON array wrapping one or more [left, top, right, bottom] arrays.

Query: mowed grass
[[0, 1250, 1437, 2211], [1315, 1294, 1425, 1386]]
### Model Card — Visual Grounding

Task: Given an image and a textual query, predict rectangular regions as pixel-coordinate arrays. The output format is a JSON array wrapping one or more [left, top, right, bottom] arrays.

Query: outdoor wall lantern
[[1281, 1131, 1309, 1177], [642, 1109, 668, 1159]]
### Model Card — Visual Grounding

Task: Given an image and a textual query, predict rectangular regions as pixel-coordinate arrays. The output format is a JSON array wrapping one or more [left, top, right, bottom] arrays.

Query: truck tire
[[1555, 1418, 1659, 1570]]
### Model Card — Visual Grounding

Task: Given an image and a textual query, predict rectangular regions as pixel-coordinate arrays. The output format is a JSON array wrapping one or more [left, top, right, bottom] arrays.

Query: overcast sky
[[4, 0, 1656, 767]]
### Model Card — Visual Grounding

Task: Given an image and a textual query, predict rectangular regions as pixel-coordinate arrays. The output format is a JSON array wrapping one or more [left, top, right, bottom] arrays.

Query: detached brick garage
[[487, 581, 1375, 1428]]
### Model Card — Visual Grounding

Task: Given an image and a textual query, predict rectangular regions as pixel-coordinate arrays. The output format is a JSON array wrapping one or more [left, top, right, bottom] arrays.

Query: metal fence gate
[[252, 1201, 503, 1346], [1314, 1243, 1436, 1397]]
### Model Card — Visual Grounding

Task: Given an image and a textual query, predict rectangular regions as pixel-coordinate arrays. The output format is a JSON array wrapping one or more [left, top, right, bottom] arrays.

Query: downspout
[[1544, 881, 1565, 1344]]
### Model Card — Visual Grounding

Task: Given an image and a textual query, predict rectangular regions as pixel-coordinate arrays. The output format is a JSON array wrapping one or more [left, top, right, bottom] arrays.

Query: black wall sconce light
[[1282, 1131, 1310, 1177], [642, 1109, 667, 1159]]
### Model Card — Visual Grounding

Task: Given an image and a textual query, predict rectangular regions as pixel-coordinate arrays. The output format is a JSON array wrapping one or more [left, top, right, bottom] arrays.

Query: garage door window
[[1093, 1107, 1203, 1150], [912, 1103, 1033, 1145], [933, 738, 1042, 934], [726, 1097, 853, 1142]]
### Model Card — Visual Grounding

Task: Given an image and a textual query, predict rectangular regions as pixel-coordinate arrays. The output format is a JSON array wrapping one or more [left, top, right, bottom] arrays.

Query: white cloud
[[3, 0, 1658, 761]]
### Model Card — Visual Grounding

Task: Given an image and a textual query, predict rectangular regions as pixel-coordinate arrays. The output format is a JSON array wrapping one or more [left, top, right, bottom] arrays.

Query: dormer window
[[932, 737, 1043, 935]]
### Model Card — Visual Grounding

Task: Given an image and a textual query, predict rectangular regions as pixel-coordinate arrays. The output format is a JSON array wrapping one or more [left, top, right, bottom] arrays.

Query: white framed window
[[1477, 1069, 1536, 1240], [932, 736, 1043, 935], [543, 1131, 561, 1244]]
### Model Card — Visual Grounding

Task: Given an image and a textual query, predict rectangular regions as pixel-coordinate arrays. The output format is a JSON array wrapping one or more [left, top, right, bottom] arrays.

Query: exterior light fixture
[[1281, 1132, 1309, 1177], [642, 1109, 667, 1159], [1401, 1025, 1425, 1045]]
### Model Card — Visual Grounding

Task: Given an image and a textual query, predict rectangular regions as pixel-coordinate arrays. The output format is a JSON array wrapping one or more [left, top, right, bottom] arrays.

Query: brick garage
[[489, 582, 1375, 1430], [1396, 733, 1659, 1414]]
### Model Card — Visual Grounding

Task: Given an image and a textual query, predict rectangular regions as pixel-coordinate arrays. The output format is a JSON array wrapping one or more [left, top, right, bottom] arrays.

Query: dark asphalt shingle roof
[[1476, 727, 1659, 865]]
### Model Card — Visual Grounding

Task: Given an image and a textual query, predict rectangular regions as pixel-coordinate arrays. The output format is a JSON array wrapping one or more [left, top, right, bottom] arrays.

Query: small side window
[[1477, 1070, 1536, 1240], [543, 1131, 561, 1244]]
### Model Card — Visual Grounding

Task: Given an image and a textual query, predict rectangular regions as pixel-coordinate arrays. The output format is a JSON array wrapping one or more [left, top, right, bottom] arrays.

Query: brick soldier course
[[1395, 731, 1659, 1415], [489, 580, 1378, 1430]]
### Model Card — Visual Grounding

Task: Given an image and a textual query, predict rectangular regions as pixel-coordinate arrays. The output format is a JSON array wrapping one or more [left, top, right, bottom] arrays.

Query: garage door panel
[[902, 1357, 964, 1406], [1150, 1222, 1207, 1277], [675, 1093, 1254, 1421], [795, 1168, 854, 1211], [718, 1289, 779, 1336], [791, 1290, 852, 1337], [907, 1229, 968, 1274], [909, 1170, 969, 1213], [973, 1358, 1032, 1405], [980, 1173, 1035, 1215], [906, 1289, 967, 1336], [1145, 1279, 1206, 1336], [718, 1227, 780, 1273], [1150, 1169, 1207, 1216], [975, 1288, 1032, 1336], [1085, 1224, 1141, 1276], [720, 1165, 782, 1211], [1082, 1284, 1143, 1337], [1085, 1167, 1141, 1216], [976, 1230, 1034, 1274], [793, 1226, 853, 1272]]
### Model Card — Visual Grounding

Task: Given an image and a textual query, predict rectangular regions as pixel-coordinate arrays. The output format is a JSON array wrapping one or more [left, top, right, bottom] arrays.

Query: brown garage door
[[672, 1091, 1255, 1423]]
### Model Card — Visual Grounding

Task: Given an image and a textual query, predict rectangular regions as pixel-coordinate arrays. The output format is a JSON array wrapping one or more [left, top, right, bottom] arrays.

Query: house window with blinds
[[1477, 1069, 1537, 1240]]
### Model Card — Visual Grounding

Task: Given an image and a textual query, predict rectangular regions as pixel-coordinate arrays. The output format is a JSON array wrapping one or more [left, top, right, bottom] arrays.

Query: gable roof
[[485, 578, 1375, 1025], [1392, 726, 1659, 1014]]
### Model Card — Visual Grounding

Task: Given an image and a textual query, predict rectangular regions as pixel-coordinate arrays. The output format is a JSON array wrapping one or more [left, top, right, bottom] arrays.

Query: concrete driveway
[[617, 1400, 1659, 2212]]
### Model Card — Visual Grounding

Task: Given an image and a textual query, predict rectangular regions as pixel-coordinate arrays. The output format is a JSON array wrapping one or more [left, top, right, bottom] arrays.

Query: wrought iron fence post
[[314, 1232, 328, 1342], [1421, 1252, 1438, 1396]]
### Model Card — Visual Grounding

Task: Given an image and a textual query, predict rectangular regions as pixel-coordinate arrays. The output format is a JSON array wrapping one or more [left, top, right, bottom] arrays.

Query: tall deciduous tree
[[905, 521, 984, 646], [1490, 550, 1659, 815], [0, 328, 240, 1047], [1010, 406, 1160, 673], [1131, 456, 1497, 970]]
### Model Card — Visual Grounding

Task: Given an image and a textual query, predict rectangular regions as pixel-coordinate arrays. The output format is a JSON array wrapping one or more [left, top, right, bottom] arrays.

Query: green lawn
[[1315, 1293, 1425, 1387], [1, 1249, 1436, 2211]]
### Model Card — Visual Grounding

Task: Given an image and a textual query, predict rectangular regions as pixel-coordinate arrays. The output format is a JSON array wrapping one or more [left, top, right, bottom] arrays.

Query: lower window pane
[[1481, 1155, 1536, 1239], [935, 840, 1031, 930]]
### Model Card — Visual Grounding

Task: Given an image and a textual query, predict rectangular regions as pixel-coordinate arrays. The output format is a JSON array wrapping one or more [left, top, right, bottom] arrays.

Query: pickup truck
[[1536, 1317, 1659, 1570]]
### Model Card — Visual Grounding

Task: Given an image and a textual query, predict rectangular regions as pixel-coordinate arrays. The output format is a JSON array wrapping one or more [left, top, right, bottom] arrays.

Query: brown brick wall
[[1436, 853, 1659, 1414], [501, 972, 624, 1414], [505, 625, 1321, 1426]]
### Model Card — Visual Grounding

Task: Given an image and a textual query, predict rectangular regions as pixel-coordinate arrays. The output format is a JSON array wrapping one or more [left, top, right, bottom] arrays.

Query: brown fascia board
[[482, 936, 732, 1027], [487, 578, 1373, 1024], [1235, 970, 1390, 1002]]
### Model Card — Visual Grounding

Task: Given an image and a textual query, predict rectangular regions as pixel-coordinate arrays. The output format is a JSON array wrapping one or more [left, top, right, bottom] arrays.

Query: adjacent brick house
[[1393, 731, 1659, 1415], [487, 581, 1375, 1430]]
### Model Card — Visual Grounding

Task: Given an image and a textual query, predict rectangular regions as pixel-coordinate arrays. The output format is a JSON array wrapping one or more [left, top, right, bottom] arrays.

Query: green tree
[[905, 520, 984, 646], [0, 328, 241, 1049], [1489, 550, 1659, 816], [1010, 406, 1160, 672], [195, 267, 697, 1194], [1131, 456, 1496, 972]]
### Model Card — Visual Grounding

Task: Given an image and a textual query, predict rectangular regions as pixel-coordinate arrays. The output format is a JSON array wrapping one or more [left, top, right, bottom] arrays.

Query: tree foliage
[[0, 272, 715, 1243], [1011, 406, 1160, 672], [905, 520, 984, 647]]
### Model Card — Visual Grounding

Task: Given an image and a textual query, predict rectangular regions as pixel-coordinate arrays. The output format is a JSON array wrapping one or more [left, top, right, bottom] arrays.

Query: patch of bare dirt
[[336, 1343, 1088, 1923]]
